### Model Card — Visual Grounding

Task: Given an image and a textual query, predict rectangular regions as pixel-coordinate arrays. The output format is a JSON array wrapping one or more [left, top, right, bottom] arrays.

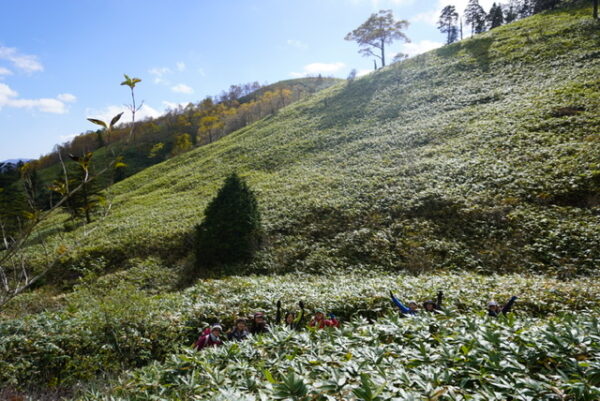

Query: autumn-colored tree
[[198, 115, 223, 144], [345, 10, 410, 68], [171, 134, 193, 156], [148, 142, 165, 159]]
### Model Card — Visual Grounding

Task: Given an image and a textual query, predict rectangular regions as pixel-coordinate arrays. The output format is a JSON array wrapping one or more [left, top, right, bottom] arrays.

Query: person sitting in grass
[[250, 312, 270, 335], [423, 291, 444, 313], [487, 296, 518, 317], [194, 323, 224, 350], [390, 291, 419, 315], [276, 300, 306, 330], [309, 309, 340, 329], [228, 318, 250, 341]]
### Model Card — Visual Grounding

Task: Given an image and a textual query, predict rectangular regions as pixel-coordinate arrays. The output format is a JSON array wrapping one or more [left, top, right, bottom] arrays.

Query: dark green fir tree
[[488, 3, 505, 29]]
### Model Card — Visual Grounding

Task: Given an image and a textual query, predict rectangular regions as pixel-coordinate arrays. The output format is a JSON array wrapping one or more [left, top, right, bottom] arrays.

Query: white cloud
[[149, 66, 172, 84], [286, 39, 308, 50], [86, 104, 162, 124], [149, 67, 171, 76], [176, 61, 186, 71], [0, 82, 69, 114], [171, 83, 194, 94], [0, 83, 17, 100], [0, 67, 12, 76], [0, 46, 43, 73], [290, 62, 346, 77], [57, 93, 77, 103], [197, 68, 206, 77]]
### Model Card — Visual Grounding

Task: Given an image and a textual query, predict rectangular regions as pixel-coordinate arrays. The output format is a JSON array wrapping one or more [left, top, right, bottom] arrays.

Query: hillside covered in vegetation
[[1, 4, 599, 400], [21, 4, 600, 280]]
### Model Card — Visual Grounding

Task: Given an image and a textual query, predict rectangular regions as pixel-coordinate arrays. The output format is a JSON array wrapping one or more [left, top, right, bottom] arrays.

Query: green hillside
[[1, 5, 600, 398], [25, 4, 599, 280]]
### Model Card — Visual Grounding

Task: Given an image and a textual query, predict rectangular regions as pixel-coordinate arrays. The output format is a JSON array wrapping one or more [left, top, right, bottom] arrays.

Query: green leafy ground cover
[[1, 268, 599, 390], [20, 5, 600, 283], [81, 313, 600, 401]]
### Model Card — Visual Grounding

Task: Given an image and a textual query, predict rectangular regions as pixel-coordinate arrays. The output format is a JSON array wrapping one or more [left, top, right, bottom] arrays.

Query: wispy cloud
[[0, 83, 72, 114], [0, 46, 43, 73], [57, 93, 77, 103], [171, 83, 194, 94], [176, 61, 186, 71], [290, 62, 346, 77], [0, 67, 12, 76], [148, 66, 172, 84], [286, 39, 308, 50]]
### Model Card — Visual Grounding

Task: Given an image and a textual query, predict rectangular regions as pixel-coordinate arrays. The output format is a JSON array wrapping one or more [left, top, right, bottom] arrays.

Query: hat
[[314, 308, 325, 314], [423, 300, 435, 305], [407, 300, 418, 305], [211, 324, 223, 331], [253, 312, 265, 318], [488, 301, 499, 307]]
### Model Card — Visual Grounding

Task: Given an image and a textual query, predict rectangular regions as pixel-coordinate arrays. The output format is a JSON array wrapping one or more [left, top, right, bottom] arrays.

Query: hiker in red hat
[[193, 323, 224, 350]]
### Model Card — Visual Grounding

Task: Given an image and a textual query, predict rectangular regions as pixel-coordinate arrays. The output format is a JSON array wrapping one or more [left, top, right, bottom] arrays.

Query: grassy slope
[[29, 6, 600, 278]]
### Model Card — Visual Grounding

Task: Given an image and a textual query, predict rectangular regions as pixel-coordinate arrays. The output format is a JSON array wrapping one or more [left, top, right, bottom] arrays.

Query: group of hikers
[[194, 291, 518, 350]]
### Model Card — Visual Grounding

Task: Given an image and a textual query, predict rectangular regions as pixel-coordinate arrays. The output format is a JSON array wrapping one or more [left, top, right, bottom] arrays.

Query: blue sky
[[0, 0, 496, 161]]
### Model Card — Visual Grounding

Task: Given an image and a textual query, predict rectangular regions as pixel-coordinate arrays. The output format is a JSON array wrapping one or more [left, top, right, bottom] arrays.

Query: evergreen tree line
[[438, 0, 591, 44]]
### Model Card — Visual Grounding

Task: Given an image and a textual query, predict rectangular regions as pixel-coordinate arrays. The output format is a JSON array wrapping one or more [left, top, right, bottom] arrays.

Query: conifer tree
[[487, 3, 505, 29], [518, 0, 534, 18], [532, 0, 561, 13], [504, 0, 520, 23], [195, 173, 262, 270], [465, 0, 488, 35], [438, 6, 460, 44], [345, 10, 410, 68], [0, 163, 28, 241]]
